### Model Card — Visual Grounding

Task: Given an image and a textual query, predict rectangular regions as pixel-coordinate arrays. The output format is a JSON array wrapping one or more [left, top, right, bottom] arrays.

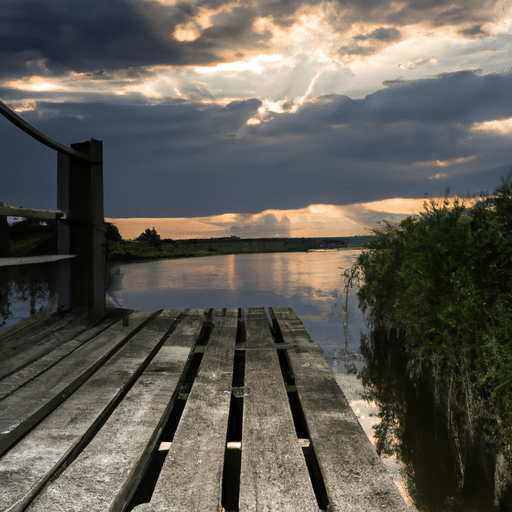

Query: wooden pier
[[0, 306, 411, 512]]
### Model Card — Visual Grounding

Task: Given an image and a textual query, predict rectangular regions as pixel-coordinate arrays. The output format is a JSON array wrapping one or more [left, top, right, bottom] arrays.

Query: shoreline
[[106, 235, 371, 263]]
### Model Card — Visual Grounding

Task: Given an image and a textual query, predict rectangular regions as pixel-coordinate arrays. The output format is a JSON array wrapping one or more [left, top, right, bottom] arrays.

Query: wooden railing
[[0, 100, 105, 324]]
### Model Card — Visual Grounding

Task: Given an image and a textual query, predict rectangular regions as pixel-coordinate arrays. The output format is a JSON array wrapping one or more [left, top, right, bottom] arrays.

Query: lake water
[[106, 250, 502, 512], [107, 249, 366, 372], [0, 263, 57, 333], [2, 250, 501, 510]]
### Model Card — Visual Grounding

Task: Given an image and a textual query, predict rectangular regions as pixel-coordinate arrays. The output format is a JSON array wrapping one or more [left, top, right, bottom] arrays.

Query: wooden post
[[0, 101, 105, 322], [63, 139, 105, 324]]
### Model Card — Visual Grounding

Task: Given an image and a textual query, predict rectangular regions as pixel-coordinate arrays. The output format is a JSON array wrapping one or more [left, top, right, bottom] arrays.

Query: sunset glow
[[471, 117, 512, 134], [1, 0, 511, 223]]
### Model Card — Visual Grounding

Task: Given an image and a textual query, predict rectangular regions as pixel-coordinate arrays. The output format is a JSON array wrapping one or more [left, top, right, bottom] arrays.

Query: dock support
[[57, 139, 105, 324]]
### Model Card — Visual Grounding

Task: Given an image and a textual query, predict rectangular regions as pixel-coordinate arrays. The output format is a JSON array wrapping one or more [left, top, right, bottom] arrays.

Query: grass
[[105, 236, 357, 262]]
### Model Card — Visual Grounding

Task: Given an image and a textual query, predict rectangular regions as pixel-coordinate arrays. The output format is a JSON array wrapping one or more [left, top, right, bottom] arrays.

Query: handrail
[[0, 254, 77, 267], [1, 100, 105, 322], [0, 100, 97, 163], [0, 202, 66, 221]]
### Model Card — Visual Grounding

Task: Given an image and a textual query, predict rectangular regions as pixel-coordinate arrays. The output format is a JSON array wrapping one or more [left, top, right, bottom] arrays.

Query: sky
[[1, 0, 512, 237]]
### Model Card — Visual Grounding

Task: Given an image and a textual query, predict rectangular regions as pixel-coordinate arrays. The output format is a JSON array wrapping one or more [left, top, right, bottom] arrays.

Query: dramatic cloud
[[1, 0, 512, 229], [230, 213, 292, 237]]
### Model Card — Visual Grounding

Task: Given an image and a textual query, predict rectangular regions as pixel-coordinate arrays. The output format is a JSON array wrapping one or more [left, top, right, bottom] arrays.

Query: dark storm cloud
[[265, 70, 512, 130], [201, 8, 258, 41], [460, 24, 488, 37], [364, 71, 512, 125], [1, 0, 502, 81], [341, 24, 403, 55], [2, 70, 511, 217], [383, 0, 499, 27], [355, 28, 402, 42], [0, 0, 221, 78]]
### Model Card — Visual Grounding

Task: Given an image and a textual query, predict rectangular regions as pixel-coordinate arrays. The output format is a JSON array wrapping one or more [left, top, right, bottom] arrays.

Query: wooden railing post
[[62, 139, 105, 324], [1, 102, 106, 323]]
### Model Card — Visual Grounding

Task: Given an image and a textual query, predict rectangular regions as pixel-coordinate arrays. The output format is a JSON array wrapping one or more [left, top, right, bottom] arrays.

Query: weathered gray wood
[[0, 255, 76, 267], [0, 310, 183, 512], [0, 310, 85, 352], [140, 308, 239, 512], [0, 205, 64, 222], [238, 308, 318, 512], [24, 310, 204, 512], [0, 311, 124, 400], [0, 100, 95, 163], [0, 310, 155, 457], [0, 308, 66, 343], [0, 311, 90, 380], [0, 306, 416, 512], [270, 307, 412, 512]]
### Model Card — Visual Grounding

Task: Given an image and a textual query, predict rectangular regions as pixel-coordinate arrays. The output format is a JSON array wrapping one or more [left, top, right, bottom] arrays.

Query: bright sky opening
[[1, 0, 512, 237]]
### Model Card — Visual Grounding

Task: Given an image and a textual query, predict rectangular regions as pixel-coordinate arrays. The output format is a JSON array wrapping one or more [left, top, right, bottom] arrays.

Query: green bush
[[355, 175, 512, 472], [105, 222, 123, 242], [136, 227, 161, 244]]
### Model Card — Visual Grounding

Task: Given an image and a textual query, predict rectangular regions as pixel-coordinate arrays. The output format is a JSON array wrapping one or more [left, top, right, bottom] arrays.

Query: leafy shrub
[[355, 175, 512, 475], [136, 227, 161, 244], [105, 222, 123, 242]]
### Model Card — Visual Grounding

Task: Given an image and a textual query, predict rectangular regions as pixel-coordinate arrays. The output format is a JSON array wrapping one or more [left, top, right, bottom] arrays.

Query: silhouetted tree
[[105, 222, 123, 242], [136, 227, 161, 244]]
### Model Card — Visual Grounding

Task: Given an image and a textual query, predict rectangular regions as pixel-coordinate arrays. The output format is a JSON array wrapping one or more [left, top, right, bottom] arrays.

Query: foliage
[[353, 175, 512, 480], [8, 219, 57, 256], [105, 222, 123, 242], [105, 237, 353, 262], [136, 227, 161, 244]]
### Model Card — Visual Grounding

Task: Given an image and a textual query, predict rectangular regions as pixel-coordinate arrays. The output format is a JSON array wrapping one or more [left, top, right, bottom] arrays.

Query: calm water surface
[[0, 264, 57, 333], [107, 249, 366, 372], [3, 251, 500, 511]]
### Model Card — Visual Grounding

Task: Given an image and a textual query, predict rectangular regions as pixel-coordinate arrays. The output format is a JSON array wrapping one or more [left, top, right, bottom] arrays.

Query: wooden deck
[[0, 307, 411, 512]]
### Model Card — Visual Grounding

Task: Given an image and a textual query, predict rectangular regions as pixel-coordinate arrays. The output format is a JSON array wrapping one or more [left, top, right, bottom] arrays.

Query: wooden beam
[[65, 139, 106, 323], [0, 100, 96, 163], [15, 310, 197, 512], [0, 254, 76, 267], [0, 310, 175, 512], [0, 204, 64, 221], [239, 308, 318, 511], [270, 307, 413, 512], [144, 309, 238, 511], [0, 310, 155, 458]]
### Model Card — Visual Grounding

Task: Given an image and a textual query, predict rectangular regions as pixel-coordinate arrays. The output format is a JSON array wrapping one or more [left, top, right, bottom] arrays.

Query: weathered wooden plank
[[270, 307, 412, 512], [0, 255, 76, 267], [0, 311, 125, 400], [0, 310, 156, 457], [136, 308, 239, 512], [24, 310, 205, 512], [0, 101, 94, 162], [0, 311, 90, 379], [0, 204, 64, 221], [238, 307, 318, 512], [0, 308, 61, 342], [0, 310, 183, 512]]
